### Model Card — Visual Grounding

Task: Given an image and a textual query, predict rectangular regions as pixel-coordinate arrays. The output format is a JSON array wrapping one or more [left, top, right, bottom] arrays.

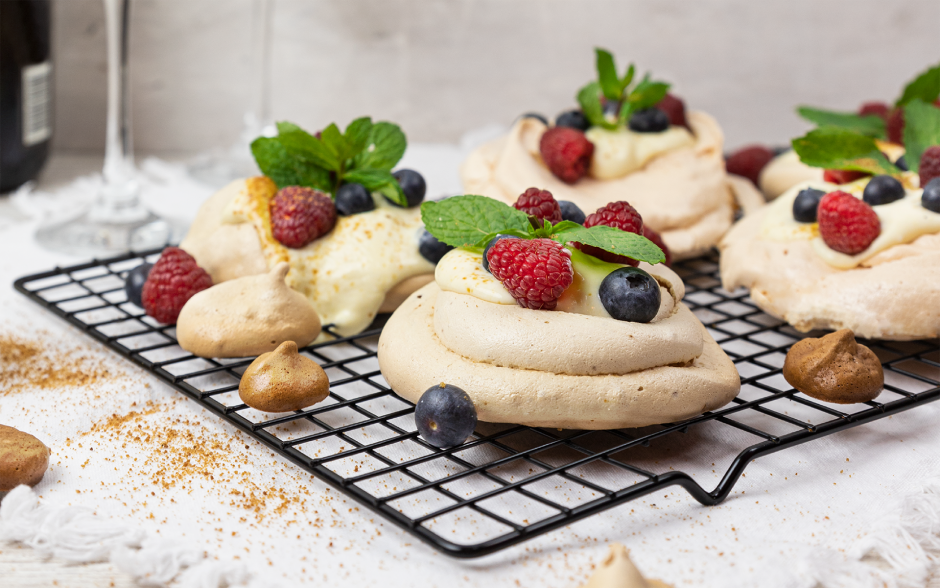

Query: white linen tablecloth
[[1, 148, 939, 588]]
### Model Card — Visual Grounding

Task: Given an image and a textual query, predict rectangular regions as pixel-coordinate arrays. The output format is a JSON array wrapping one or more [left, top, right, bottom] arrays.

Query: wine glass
[[187, 0, 275, 187], [35, 0, 182, 256]]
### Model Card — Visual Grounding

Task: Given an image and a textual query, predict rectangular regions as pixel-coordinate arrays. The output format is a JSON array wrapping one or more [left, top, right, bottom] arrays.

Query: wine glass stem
[[247, 0, 274, 136], [100, 0, 137, 209]]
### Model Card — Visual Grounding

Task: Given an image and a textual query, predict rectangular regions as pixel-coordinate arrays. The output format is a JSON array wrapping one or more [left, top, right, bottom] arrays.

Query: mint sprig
[[420, 196, 665, 265], [250, 117, 409, 206], [796, 106, 887, 139], [794, 62, 940, 174], [902, 99, 940, 172], [421, 196, 532, 248], [896, 63, 940, 107], [576, 48, 670, 130], [596, 49, 634, 102], [792, 127, 899, 176], [250, 136, 332, 192]]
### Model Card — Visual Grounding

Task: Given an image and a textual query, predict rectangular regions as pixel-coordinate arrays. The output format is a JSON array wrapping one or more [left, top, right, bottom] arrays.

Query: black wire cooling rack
[[14, 249, 940, 558]]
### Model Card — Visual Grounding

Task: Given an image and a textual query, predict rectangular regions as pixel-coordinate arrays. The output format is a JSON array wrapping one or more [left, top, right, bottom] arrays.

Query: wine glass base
[[35, 208, 186, 257]]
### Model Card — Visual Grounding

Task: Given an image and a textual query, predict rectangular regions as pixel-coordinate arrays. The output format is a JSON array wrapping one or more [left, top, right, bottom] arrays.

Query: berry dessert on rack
[[747, 61, 940, 199], [720, 99, 940, 340], [461, 48, 763, 262], [378, 189, 740, 430], [130, 117, 442, 357]]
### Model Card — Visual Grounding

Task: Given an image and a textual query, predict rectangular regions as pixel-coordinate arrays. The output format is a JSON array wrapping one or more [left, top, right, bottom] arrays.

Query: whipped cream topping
[[760, 174, 940, 269], [434, 248, 515, 305], [224, 183, 434, 336], [435, 247, 682, 320], [586, 125, 694, 180]]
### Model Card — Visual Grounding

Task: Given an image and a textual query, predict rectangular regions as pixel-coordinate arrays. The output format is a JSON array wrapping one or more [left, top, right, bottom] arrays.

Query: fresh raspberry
[[514, 187, 562, 224], [584, 201, 644, 234], [919, 145, 940, 186], [141, 247, 213, 324], [817, 191, 881, 255], [823, 169, 871, 184], [725, 145, 775, 186], [656, 93, 688, 129], [886, 108, 905, 144], [576, 201, 644, 266], [539, 127, 594, 184], [486, 238, 573, 310], [270, 186, 336, 248], [642, 226, 672, 267], [858, 101, 890, 120]]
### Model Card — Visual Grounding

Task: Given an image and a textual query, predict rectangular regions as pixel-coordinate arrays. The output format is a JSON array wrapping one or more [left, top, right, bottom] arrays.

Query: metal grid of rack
[[14, 249, 940, 558]]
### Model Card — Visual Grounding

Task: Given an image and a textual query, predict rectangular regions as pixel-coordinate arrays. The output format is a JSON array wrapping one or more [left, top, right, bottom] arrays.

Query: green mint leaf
[[577, 81, 616, 130], [549, 220, 582, 233], [341, 168, 407, 206], [896, 63, 940, 107], [250, 137, 332, 192], [552, 225, 665, 264], [375, 182, 407, 207], [276, 121, 304, 135], [621, 76, 670, 122], [276, 125, 341, 172], [902, 98, 940, 173], [344, 117, 373, 157], [621, 63, 635, 94], [791, 127, 899, 175], [353, 122, 407, 171], [342, 167, 393, 190], [319, 123, 349, 163], [629, 76, 670, 108], [796, 106, 887, 138], [595, 48, 621, 101], [421, 195, 533, 248], [353, 122, 408, 171]]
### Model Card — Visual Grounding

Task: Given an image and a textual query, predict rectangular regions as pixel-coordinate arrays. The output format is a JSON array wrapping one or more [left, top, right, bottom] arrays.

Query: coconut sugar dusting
[[81, 403, 321, 523], [0, 331, 122, 394]]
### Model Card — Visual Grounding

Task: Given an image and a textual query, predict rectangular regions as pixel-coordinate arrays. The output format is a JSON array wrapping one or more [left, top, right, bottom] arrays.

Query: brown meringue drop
[[0, 424, 51, 491], [239, 341, 330, 412], [176, 262, 321, 358], [782, 329, 883, 404]]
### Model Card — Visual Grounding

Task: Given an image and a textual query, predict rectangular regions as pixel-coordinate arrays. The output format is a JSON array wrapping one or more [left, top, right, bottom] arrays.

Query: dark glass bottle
[[0, 0, 52, 193]]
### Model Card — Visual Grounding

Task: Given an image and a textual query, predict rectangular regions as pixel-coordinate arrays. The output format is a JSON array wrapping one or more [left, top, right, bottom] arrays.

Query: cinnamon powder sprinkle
[[0, 332, 120, 394], [85, 405, 317, 523]]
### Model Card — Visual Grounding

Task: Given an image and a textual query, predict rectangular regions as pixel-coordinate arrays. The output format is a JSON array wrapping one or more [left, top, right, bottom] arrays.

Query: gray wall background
[[52, 0, 940, 156]]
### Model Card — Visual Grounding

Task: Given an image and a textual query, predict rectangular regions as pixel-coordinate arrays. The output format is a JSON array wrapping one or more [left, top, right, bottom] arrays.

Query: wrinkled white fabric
[[0, 484, 144, 562]]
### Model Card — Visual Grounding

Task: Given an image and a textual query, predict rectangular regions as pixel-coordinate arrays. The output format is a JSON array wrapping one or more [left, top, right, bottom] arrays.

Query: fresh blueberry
[[628, 108, 670, 133], [558, 200, 586, 224], [923, 177, 940, 213], [602, 99, 621, 120], [390, 169, 426, 208], [481, 234, 517, 273], [863, 175, 905, 206], [555, 110, 590, 132], [894, 154, 908, 171], [124, 262, 153, 308], [414, 383, 477, 448], [792, 188, 826, 223], [418, 230, 453, 264], [599, 267, 661, 323], [335, 182, 375, 216], [519, 112, 549, 126]]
